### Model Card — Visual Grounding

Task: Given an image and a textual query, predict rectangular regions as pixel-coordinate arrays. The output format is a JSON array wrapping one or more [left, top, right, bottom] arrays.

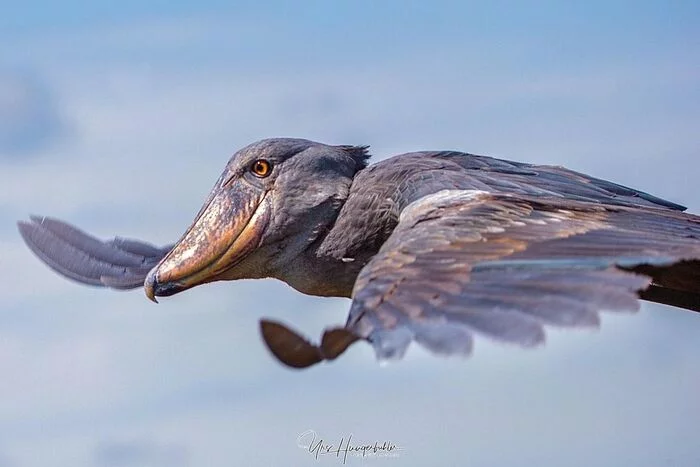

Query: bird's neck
[[273, 176, 401, 299], [275, 251, 363, 298], [287, 179, 399, 297]]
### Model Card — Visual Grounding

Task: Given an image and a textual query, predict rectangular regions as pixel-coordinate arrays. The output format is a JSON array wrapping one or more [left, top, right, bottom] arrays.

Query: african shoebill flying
[[18, 138, 700, 368]]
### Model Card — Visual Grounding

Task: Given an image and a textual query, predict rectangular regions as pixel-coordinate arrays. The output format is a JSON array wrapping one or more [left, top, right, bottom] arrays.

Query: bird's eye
[[250, 159, 272, 178]]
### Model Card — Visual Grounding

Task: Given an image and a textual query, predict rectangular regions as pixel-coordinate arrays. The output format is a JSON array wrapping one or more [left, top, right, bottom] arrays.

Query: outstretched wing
[[17, 216, 172, 289], [263, 190, 700, 368], [349, 190, 700, 360]]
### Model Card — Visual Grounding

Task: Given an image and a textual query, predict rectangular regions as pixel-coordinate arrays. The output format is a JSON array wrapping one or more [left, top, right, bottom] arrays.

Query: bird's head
[[144, 138, 369, 301]]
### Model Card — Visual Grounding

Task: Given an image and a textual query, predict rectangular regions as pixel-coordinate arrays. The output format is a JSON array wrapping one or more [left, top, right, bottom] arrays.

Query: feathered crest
[[336, 145, 371, 170]]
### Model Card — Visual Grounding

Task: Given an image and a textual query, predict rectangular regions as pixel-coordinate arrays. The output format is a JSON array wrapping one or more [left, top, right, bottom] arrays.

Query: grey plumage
[[17, 216, 171, 289], [17, 138, 700, 368]]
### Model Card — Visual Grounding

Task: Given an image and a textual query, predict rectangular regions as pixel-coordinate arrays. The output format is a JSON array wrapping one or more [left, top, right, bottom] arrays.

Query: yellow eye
[[251, 159, 272, 178]]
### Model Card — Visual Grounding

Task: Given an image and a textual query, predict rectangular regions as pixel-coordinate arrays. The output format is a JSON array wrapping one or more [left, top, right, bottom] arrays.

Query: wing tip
[[259, 320, 362, 368], [259, 319, 324, 369], [17, 215, 40, 236]]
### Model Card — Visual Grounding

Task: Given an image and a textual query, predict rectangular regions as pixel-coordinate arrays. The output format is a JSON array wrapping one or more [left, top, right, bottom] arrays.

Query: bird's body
[[18, 138, 700, 367], [259, 150, 688, 297]]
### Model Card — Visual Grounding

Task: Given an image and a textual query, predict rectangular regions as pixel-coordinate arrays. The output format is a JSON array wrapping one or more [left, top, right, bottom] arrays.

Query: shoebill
[[17, 138, 700, 368]]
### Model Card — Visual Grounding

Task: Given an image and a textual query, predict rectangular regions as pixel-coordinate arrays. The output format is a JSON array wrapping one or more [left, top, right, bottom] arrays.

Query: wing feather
[[18, 216, 171, 289], [343, 191, 700, 361]]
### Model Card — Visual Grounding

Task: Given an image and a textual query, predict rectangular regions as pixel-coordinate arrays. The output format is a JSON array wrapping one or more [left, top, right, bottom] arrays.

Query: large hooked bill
[[144, 181, 270, 301]]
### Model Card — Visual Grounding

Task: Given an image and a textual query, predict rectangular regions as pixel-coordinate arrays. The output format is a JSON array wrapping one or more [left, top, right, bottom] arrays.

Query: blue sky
[[1, 1, 699, 466]]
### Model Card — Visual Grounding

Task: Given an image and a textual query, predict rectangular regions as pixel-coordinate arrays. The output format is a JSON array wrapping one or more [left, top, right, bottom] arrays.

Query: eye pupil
[[252, 160, 271, 177]]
